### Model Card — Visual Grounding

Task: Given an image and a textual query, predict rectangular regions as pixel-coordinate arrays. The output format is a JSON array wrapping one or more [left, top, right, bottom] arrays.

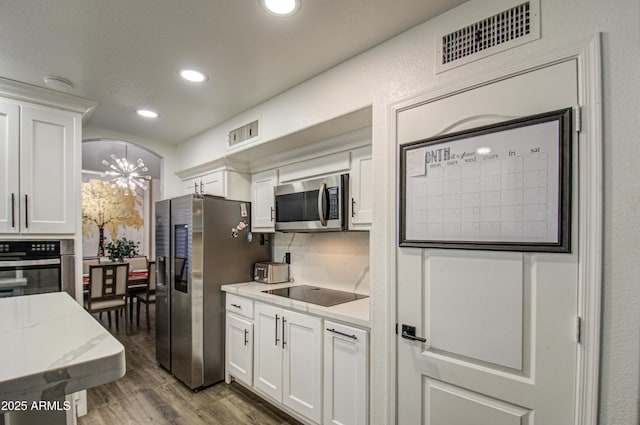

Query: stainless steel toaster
[[254, 262, 289, 284]]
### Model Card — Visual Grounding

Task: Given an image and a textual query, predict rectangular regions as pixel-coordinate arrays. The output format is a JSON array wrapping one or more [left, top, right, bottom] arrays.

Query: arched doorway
[[81, 139, 163, 260]]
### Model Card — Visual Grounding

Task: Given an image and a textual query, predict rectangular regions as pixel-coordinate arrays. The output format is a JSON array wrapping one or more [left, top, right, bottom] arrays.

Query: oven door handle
[[317, 183, 327, 226], [0, 259, 61, 267]]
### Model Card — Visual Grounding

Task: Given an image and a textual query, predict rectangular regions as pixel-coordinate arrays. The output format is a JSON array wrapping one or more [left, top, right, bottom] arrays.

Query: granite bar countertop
[[0, 292, 125, 413], [221, 281, 370, 329]]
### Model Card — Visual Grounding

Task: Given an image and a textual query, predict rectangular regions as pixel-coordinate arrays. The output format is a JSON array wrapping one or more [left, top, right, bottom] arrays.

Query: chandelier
[[101, 145, 151, 196]]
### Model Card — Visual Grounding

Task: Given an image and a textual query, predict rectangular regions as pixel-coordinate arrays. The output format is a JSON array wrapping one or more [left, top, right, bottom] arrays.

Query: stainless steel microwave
[[274, 174, 349, 232]]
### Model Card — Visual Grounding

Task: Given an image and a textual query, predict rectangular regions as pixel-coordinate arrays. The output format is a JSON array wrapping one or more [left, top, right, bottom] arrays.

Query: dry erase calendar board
[[399, 108, 572, 252]]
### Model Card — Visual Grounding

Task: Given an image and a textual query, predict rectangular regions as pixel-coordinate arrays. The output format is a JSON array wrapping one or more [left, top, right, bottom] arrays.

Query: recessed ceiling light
[[179, 69, 208, 83], [43, 76, 73, 91], [260, 0, 300, 16], [137, 109, 159, 119]]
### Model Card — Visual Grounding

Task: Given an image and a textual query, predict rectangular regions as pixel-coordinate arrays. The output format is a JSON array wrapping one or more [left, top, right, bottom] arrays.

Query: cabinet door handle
[[244, 329, 249, 346], [230, 303, 242, 309], [282, 317, 286, 349], [270, 206, 274, 222], [194, 181, 198, 194], [326, 327, 358, 340], [200, 181, 204, 193], [10, 193, 15, 228], [24, 194, 28, 229], [275, 314, 280, 346], [351, 198, 356, 218]]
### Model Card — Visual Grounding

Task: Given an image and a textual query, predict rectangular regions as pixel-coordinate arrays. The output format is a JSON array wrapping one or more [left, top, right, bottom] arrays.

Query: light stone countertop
[[221, 281, 370, 329], [0, 292, 126, 412]]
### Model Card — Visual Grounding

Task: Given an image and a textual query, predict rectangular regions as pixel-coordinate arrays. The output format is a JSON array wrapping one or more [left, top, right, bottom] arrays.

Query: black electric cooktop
[[262, 285, 368, 307]]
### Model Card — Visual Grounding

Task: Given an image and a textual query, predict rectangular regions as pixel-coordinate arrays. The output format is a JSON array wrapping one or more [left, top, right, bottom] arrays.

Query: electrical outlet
[[285, 252, 291, 264]]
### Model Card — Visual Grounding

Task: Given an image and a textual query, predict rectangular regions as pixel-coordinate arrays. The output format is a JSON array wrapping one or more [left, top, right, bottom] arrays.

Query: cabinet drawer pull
[[244, 329, 249, 346], [326, 328, 358, 340], [230, 303, 242, 309], [270, 206, 274, 222]]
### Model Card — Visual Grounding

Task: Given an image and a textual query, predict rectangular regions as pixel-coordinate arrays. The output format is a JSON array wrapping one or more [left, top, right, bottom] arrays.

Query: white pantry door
[[396, 60, 580, 424]]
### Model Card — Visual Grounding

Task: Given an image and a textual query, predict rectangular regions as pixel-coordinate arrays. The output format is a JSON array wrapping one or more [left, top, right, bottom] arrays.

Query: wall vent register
[[436, 0, 540, 73], [228, 119, 259, 146]]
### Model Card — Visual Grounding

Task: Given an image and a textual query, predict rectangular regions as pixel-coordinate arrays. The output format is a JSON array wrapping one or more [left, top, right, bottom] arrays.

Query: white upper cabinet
[[184, 170, 225, 197], [0, 100, 78, 234], [0, 100, 20, 233], [183, 176, 199, 196], [349, 146, 372, 230], [201, 170, 225, 197], [251, 169, 278, 232], [183, 169, 251, 201]]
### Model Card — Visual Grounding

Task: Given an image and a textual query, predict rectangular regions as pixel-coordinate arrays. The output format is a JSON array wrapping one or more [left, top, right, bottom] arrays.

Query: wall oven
[[0, 240, 75, 298], [274, 174, 349, 232]]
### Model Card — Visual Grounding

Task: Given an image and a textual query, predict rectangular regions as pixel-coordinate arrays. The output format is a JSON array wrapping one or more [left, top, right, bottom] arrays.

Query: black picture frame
[[399, 108, 572, 252]]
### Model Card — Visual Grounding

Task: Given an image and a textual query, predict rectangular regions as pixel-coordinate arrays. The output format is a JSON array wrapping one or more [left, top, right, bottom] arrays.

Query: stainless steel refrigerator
[[155, 194, 270, 390]]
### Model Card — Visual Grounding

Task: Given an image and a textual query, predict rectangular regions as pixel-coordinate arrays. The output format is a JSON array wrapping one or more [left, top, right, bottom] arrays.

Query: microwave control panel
[[328, 187, 339, 219]]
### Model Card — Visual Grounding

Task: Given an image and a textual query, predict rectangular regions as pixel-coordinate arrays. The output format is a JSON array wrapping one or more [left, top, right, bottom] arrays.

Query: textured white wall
[[176, 1, 640, 423]]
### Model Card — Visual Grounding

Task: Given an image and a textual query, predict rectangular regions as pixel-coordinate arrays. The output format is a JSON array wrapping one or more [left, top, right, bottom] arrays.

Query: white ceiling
[[0, 0, 466, 146], [82, 139, 162, 179]]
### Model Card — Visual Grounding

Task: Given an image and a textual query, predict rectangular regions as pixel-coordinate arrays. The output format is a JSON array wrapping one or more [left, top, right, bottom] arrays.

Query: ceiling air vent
[[436, 0, 540, 73], [228, 119, 259, 147]]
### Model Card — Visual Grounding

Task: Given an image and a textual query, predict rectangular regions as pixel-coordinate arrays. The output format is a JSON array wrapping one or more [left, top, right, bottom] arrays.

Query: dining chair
[[85, 263, 129, 333], [125, 255, 148, 322], [136, 261, 156, 330], [82, 257, 101, 275], [125, 255, 148, 273]]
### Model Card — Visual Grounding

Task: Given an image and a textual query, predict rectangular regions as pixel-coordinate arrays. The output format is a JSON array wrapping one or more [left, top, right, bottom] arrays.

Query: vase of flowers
[[104, 237, 140, 263]]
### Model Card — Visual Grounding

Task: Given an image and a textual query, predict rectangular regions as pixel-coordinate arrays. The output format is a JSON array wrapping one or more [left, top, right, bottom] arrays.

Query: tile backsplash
[[271, 232, 370, 295]]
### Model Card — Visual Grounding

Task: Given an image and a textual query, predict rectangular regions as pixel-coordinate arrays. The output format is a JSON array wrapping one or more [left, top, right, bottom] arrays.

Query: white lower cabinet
[[226, 313, 253, 386], [225, 294, 255, 386], [225, 295, 370, 425], [254, 302, 323, 424], [323, 321, 369, 425]]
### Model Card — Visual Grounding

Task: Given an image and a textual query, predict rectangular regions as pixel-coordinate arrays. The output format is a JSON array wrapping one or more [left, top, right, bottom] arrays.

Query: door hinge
[[575, 316, 582, 343], [574, 106, 582, 133]]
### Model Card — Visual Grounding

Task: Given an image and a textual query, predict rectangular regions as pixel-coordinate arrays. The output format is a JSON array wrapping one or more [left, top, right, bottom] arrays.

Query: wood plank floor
[[79, 306, 302, 425]]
